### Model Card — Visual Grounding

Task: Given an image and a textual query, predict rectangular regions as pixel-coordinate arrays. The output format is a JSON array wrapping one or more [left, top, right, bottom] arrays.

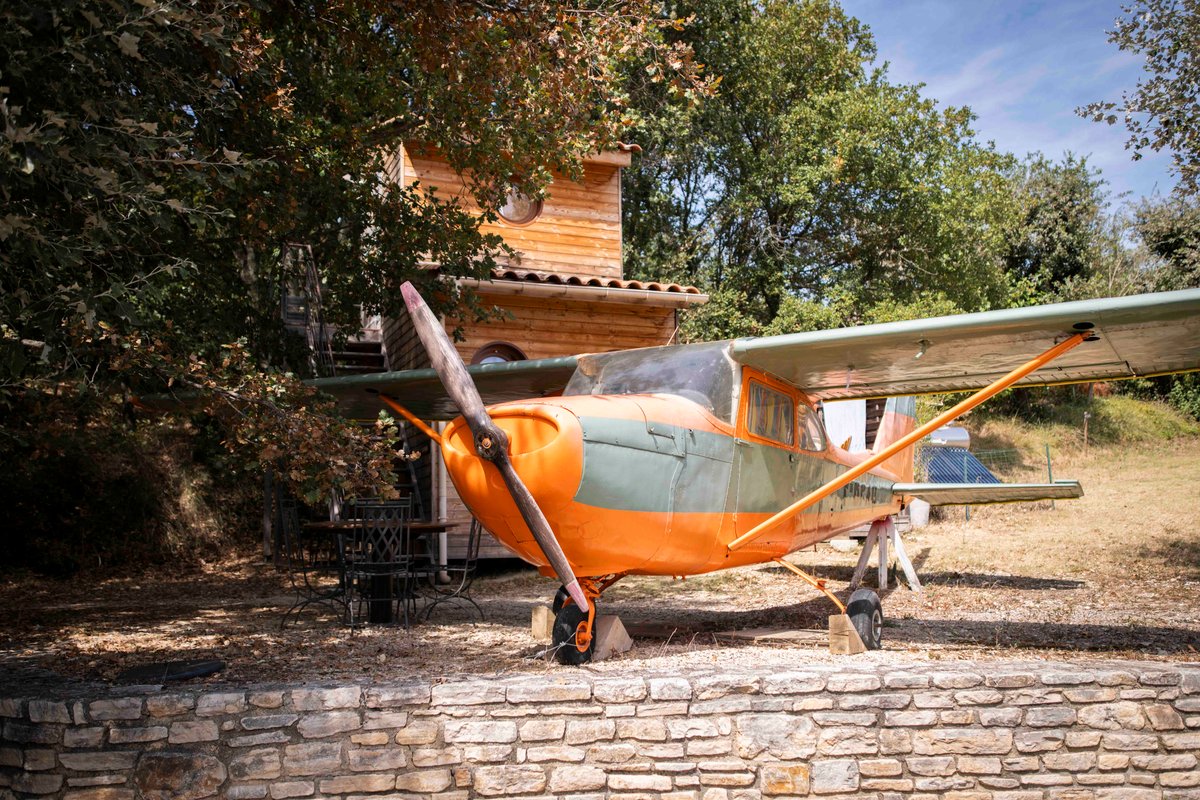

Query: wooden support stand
[[850, 517, 922, 592]]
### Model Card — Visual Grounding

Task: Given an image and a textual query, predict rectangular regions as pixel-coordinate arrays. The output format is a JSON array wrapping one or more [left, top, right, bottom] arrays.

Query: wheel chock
[[531, 604, 554, 643], [828, 614, 867, 655], [592, 615, 633, 662]]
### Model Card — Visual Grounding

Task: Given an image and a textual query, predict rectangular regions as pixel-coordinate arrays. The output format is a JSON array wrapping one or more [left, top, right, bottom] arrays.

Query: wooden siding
[[445, 292, 676, 362], [396, 146, 622, 279]]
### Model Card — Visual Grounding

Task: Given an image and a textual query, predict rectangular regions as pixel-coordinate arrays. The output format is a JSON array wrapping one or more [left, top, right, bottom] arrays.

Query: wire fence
[[914, 446, 1035, 482], [914, 445, 1058, 521]]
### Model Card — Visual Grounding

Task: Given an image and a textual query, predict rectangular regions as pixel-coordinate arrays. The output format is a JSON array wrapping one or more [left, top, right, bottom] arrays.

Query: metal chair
[[422, 518, 485, 622], [279, 501, 345, 627], [341, 499, 416, 628]]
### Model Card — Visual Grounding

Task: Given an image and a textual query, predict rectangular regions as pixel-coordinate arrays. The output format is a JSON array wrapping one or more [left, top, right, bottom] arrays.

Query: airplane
[[311, 285, 1200, 664]]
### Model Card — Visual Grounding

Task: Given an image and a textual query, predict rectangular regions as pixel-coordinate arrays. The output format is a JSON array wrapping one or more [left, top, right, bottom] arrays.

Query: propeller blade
[[399, 283, 491, 432], [400, 282, 588, 611]]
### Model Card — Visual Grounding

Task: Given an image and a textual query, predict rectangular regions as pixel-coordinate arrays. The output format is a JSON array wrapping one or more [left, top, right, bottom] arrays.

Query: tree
[[1134, 196, 1200, 289], [2, 1, 705, 381], [622, 0, 1018, 336], [1002, 154, 1110, 301], [1079, 0, 1200, 196], [0, 1, 706, 568]]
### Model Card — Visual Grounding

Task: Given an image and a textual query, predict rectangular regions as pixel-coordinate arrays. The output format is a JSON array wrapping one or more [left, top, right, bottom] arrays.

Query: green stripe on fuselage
[[573, 416, 895, 515]]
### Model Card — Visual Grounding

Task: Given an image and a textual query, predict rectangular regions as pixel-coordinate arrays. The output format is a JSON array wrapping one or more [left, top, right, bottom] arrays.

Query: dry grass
[[1, 438, 1197, 690]]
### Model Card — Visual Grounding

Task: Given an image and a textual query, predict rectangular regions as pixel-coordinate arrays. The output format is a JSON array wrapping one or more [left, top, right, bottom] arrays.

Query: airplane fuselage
[[441, 391, 910, 579]]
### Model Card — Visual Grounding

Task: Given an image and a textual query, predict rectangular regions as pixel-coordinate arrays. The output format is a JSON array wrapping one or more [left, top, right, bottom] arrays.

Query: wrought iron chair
[[422, 518, 485, 622], [341, 498, 417, 628], [279, 500, 345, 627]]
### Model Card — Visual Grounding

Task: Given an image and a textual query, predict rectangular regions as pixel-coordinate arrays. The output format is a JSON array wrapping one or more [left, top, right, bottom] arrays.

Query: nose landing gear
[[549, 574, 625, 665], [551, 599, 596, 665]]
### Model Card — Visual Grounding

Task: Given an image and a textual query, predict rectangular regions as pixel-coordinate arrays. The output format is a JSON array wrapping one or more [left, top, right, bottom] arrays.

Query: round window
[[470, 342, 527, 365], [498, 188, 543, 225]]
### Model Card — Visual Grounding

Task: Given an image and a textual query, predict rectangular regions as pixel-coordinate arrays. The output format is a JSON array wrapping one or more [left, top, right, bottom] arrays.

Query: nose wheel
[[548, 575, 625, 665], [551, 585, 570, 614], [551, 599, 596, 665]]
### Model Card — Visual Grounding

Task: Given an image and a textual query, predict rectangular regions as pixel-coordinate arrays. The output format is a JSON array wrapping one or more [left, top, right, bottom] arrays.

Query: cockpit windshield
[[564, 341, 739, 423]]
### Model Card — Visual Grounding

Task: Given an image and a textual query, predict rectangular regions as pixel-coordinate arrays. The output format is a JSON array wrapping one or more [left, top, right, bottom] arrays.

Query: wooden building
[[380, 143, 709, 557]]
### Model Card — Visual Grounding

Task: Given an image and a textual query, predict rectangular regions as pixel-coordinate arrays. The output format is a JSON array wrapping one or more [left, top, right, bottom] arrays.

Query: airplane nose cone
[[441, 403, 583, 552]]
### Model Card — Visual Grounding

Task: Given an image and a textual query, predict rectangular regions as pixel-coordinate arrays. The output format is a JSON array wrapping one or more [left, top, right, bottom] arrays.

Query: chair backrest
[[278, 500, 303, 563], [343, 499, 414, 568], [344, 497, 414, 522]]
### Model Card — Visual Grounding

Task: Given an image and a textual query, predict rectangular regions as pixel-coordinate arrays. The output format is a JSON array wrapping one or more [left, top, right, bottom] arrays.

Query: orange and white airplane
[[314, 286, 1200, 663]]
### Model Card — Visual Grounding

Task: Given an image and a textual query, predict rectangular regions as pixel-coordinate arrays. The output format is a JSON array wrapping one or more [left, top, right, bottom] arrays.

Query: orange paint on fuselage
[[441, 393, 906, 579]]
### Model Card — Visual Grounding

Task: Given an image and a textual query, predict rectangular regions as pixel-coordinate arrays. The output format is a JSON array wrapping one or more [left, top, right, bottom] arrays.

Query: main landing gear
[[774, 557, 884, 652], [847, 587, 884, 650], [549, 575, 624, 665]]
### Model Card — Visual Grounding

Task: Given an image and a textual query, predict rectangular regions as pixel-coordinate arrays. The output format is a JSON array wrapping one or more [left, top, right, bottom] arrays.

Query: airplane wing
[[732, 289, 1200, 400], [307, 356, 579, 421], [893, 480, 1083, 505]]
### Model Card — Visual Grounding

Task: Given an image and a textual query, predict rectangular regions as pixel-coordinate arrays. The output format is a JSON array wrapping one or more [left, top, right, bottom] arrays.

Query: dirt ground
[[2, 439, 1198, 691]]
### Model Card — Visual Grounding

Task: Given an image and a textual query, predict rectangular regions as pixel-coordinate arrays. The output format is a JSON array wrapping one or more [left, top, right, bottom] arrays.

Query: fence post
[[963, 446, 970, 522], [1045, 444, 1054, 510]]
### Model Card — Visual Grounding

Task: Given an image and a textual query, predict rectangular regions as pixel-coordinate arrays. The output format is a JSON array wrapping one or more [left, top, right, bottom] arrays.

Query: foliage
[[1133, 196, 1200, 289], [623, 0, 1019, 338], [1079, 0, 1200, 197], [0, 410, 271, 575], [969, 396, 1198, 466], [678, 286, 960, 342], [1003, 154, 1110, 301], [1118, 373, 1200, 421], [0, 1, 706, 570], [1166, 373, 1200, 419], [859, 292, 962, 325], [1050, 212, 1158, 301]]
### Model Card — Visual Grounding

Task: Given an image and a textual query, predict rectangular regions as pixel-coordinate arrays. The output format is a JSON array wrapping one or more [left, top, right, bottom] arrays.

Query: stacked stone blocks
[[0, 661, 1197, 798]]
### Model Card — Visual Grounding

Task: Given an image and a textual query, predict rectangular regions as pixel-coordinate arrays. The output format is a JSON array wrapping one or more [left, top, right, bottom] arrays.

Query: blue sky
[[840, 0, 1176, 207]]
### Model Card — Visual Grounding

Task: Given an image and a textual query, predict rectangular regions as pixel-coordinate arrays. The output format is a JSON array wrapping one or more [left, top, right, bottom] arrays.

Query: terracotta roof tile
[[490, 268, 702, 295]]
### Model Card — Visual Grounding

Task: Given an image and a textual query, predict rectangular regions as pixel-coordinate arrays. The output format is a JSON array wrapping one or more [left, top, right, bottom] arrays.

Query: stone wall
[[2, 660, 1199, 799]]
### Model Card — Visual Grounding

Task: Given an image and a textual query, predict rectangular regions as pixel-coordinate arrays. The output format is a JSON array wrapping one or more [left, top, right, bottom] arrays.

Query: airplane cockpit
[[564, 341, 740, 423]]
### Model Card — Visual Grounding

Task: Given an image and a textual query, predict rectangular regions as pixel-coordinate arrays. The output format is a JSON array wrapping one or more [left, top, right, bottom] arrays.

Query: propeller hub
[[475, 426, 508, 461]]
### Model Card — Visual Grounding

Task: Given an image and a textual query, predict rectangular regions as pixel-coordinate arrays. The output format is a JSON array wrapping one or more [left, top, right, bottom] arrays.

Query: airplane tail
[[871, 396, 916, 483]]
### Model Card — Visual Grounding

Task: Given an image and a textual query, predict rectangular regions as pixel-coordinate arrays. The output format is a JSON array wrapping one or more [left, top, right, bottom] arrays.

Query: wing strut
[[727, 331, 1091, 553]]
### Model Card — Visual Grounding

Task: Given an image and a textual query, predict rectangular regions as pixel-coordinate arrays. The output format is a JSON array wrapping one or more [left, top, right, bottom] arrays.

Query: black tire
[[846, 588, 883, 650], [551, 585, 570, 614], [552, 601, 596, 665]]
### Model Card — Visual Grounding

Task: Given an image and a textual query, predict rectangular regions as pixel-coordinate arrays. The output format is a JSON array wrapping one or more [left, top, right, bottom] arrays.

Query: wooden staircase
[[278, 247, 427, 519], [332, 338, 386, 376]]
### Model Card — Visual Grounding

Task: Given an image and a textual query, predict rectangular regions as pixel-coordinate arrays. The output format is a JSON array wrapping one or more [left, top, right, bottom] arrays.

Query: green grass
[[965, 395, 1198, 457]]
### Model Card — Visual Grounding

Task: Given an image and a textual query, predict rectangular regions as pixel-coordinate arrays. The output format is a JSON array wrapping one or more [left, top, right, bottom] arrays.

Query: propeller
[[400, 282, 588, 611]]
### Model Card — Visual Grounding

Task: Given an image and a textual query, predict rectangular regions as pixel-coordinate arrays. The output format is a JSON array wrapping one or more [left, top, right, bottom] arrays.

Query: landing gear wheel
[[552, 601, 596, 665], [846, 588, 883, 650], [551, 586, 570, 614]]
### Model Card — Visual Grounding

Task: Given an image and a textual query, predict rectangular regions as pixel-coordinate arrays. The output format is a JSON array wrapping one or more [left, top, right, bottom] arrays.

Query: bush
[[0, 415, 256, 576]]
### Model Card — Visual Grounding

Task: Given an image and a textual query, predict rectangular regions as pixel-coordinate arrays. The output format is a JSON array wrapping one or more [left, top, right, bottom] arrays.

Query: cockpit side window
[[798, 403, 827, 451], [746, 381, 795, 446]]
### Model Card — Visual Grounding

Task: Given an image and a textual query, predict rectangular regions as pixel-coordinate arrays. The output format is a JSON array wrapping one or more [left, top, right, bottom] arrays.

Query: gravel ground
[[2, 441, 1197, 691]]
